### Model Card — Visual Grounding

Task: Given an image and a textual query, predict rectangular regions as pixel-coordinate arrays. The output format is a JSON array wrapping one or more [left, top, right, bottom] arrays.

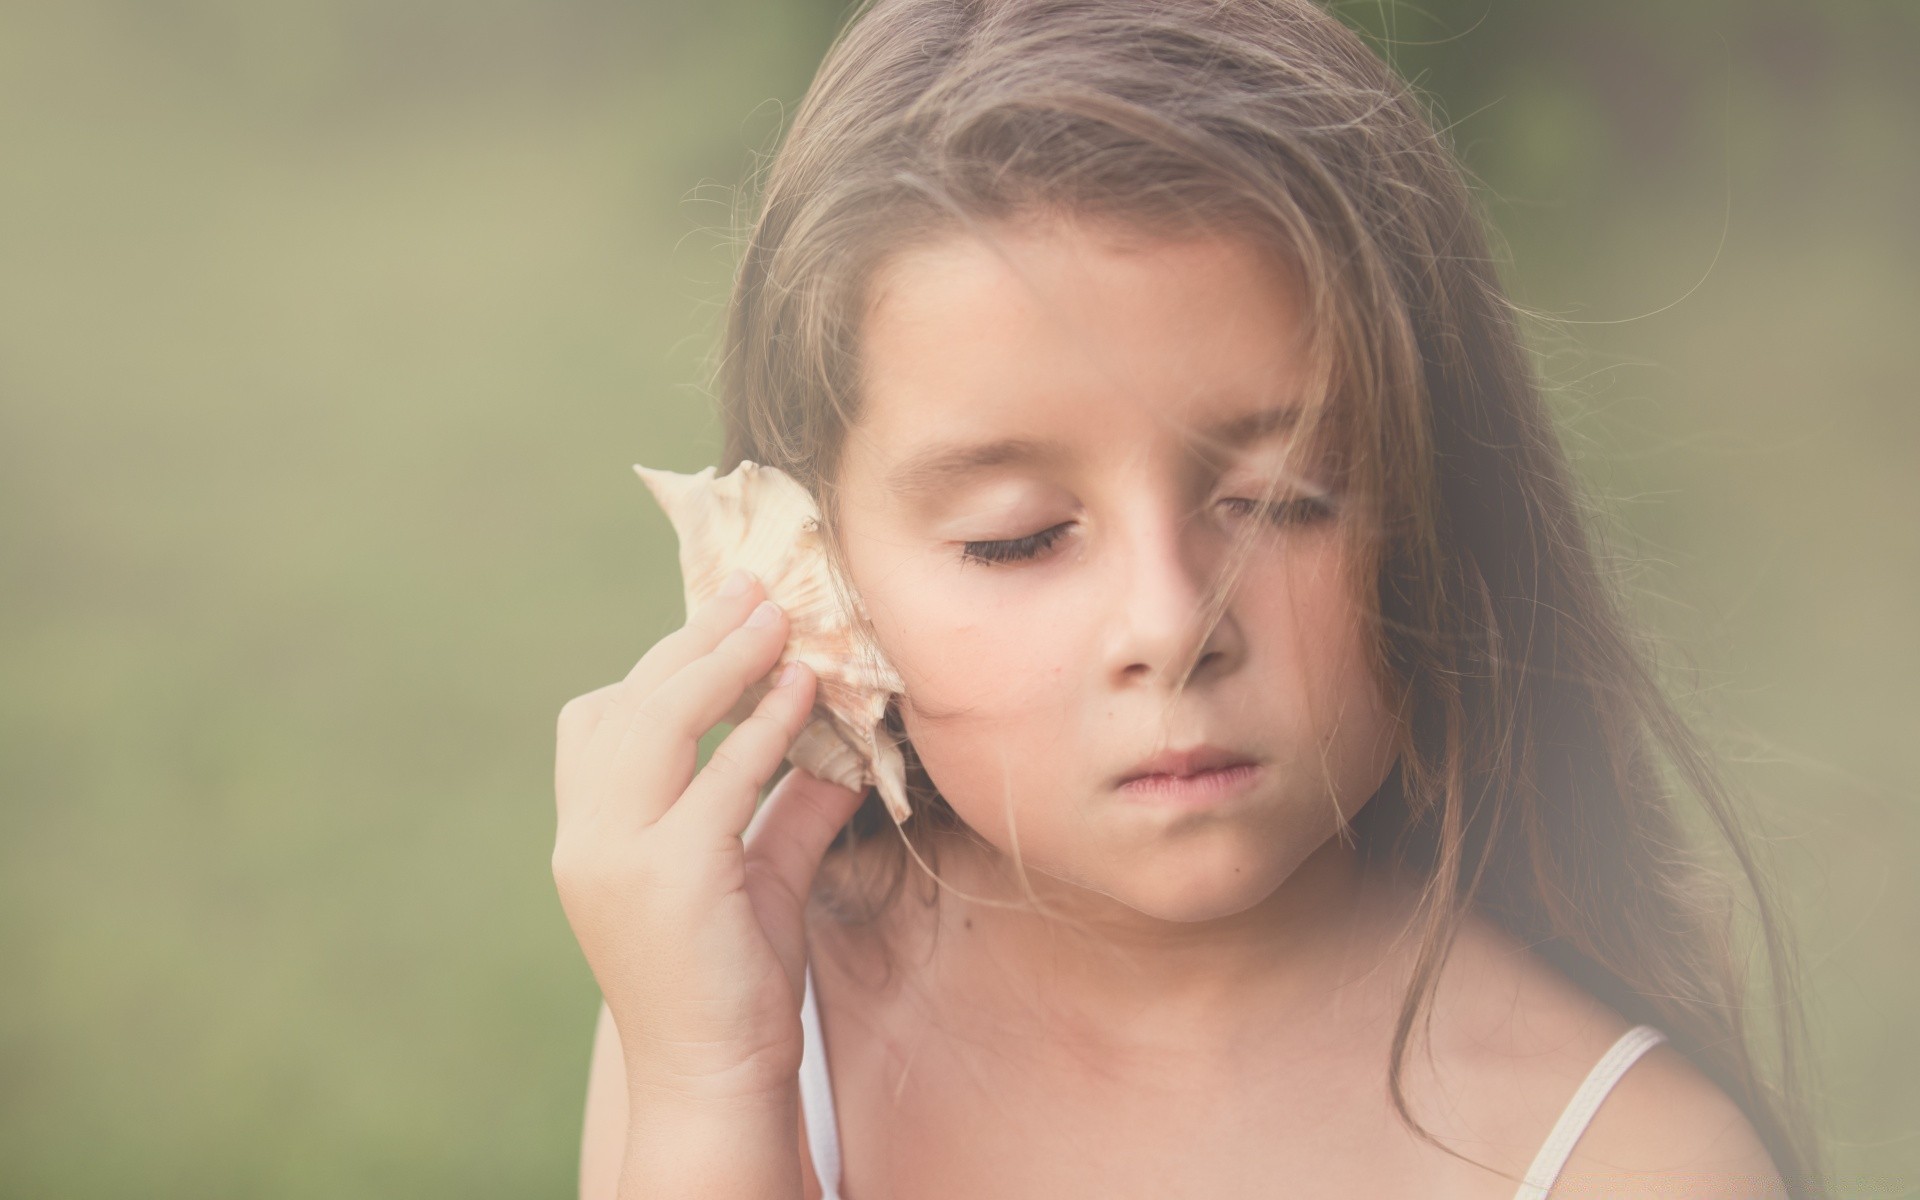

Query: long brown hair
[[709, 0, 1821, 1190]]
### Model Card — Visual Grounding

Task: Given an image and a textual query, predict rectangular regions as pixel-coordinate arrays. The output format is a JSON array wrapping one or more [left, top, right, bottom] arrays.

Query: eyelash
[[958, 495, 1337, 567]]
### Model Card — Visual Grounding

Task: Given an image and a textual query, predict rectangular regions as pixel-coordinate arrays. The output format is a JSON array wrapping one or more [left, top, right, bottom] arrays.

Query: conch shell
[[634, 459, 912, 823]]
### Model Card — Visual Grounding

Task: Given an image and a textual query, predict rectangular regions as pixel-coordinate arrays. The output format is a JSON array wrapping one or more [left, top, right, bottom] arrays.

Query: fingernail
[[775, 661, 803, 687], [745, 599, 781, 628], [719, 568, 754, 598]]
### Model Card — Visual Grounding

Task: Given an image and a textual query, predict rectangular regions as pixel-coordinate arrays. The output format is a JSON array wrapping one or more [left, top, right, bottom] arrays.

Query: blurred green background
[[1, 1, 1913, 1195]]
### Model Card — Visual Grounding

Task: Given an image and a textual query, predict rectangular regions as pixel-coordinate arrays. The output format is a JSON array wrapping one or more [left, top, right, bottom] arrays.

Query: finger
[[596, 599, 793, 828], [580, 569, 766, 767], [741, 759, 868, 914], [659, 658, 824, 842], [554, 682, 622, 820]]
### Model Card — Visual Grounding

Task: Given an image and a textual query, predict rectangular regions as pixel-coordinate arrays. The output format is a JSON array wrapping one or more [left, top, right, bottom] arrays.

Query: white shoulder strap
[[799, 962, 844, 1199], [1511, 1025, 1667, 1200]]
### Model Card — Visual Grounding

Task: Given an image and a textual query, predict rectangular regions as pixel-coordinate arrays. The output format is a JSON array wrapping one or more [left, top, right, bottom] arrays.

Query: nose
[[1102, 494, 1247, 692]]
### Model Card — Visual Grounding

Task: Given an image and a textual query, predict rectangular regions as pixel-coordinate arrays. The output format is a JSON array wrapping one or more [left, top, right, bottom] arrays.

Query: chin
[[1086, 836, 1308, 924], [1132, 874, 1290, 925]]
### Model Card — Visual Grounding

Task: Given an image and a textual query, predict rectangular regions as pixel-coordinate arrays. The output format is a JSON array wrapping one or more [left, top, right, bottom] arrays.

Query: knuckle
[[549, 842, 594, 889], [734, 707, 791, 742], [558, 687, 614, 732], [702, 744, 755, 783], [737, 702, 798, 741], [549, 832, 600, 873], [630, 692, 691, 742]]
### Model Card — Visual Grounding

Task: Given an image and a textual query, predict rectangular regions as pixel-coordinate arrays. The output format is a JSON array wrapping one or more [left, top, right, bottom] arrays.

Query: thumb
[[743, 765, 867, 910]]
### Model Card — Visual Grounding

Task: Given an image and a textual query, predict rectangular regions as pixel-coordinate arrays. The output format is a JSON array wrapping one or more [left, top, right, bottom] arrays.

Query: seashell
[[633, 459, 912, 823]]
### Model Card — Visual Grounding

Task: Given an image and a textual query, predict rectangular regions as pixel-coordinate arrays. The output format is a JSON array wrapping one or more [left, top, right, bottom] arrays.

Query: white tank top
[[798, 962, 1667, 1200]]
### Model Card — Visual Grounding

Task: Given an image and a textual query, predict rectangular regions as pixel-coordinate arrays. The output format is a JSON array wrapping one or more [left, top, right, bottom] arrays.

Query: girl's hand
[[551, 570, 868, 1106]]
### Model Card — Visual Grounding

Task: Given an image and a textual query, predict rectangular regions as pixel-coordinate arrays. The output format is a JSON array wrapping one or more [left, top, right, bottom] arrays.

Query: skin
[[828, 215, 1404, 1047], [563, 215, 1786, 1200], [791, 217, 1785, 1197]]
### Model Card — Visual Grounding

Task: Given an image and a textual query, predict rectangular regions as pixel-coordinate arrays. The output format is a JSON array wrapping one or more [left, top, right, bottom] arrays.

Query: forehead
[[849, 221, 1320, 487]]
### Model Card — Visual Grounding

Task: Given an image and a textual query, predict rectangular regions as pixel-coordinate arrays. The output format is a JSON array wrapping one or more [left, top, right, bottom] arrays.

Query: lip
[[1117, 761, 1262, 805], [1114, 744, 1260, 788]]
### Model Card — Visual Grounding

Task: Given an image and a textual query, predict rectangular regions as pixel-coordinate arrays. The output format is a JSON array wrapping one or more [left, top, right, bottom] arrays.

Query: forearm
[[619, 1084, 804, 1200]]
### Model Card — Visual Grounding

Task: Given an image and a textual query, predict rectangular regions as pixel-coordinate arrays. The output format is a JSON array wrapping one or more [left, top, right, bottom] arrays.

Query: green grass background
[[1, 2, 1913, 1195]]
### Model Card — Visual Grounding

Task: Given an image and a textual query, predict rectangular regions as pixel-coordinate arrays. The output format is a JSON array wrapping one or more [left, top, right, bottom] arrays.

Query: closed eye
[[958, 494, 1336, 568], [960, 522, 1075, 566], [1219, 495, 1337, 525]]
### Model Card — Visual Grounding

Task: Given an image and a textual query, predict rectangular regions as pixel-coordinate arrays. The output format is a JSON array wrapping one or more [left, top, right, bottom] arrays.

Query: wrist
[[620, 1084, 802, 1200]]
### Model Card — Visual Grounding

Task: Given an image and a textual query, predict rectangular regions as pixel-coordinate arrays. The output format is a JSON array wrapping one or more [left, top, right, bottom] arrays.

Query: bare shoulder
[[1551, 1041, 1787, 1199], [1423, 914, 1785, 1199]]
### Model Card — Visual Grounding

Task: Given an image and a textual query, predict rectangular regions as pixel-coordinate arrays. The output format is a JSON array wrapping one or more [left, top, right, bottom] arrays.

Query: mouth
[[1114, 744, 1260, 788]]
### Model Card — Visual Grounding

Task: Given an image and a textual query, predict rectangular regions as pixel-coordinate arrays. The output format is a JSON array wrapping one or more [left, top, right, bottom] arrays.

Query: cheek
[[892, 621, 1076, 791], [1278, 554, 1398, 792], [856, 572, 1085, 830], [855, 549, 1072, 716]]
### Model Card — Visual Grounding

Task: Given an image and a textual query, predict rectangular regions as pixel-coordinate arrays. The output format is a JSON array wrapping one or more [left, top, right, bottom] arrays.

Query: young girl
[[552, 1, 1822, 1196]]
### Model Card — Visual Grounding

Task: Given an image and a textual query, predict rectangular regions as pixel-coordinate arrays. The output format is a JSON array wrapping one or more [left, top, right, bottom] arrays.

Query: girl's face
[[833, 218, 1402, 925]]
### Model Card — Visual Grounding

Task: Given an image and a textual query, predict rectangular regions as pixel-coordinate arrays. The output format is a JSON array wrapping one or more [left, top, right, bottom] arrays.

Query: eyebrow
[[883, 403, 1305, 500]]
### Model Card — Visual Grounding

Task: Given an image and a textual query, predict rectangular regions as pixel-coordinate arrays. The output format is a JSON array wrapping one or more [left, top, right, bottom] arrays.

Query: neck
[[856, 829, 1420, 1071]]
